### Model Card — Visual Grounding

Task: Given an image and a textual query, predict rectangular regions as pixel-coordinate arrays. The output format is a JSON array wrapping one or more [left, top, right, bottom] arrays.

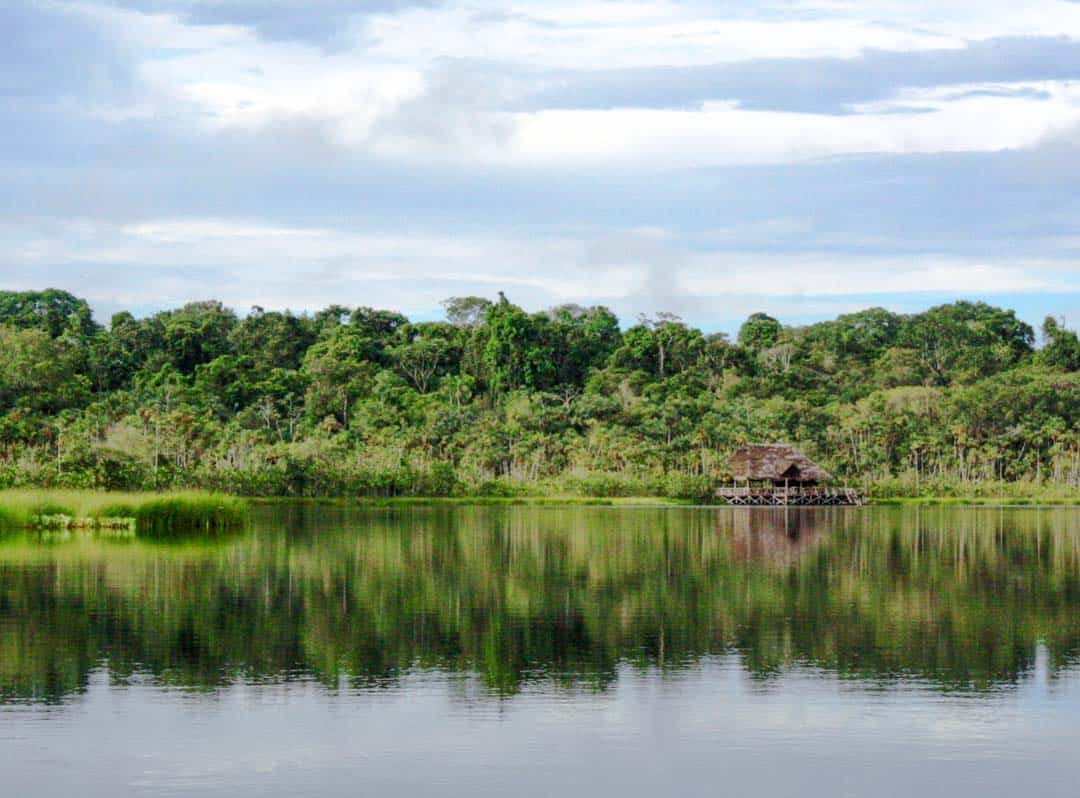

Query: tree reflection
[[2, 506, 1080, 703]]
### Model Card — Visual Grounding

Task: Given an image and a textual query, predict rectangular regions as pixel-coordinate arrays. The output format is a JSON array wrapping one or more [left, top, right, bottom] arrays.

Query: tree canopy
[[0, 289, 1074, 497]]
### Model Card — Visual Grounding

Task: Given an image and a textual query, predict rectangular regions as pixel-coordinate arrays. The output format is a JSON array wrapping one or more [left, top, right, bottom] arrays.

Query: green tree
[[91, 312, 167, 391], [544, 304, 621, 396], [481, 295, 554, 395], [158, 301, 238, 374], [0, 326, 91, 416], [1038, 316, 1080, 372], [230, 307, 316, 373], [442, 296, 494, 328], [897, 301, 1034, 386], [390, 323, 457, 394], [0, 289, 98, 338], [302, 326, 378, 427], [738, 312, 782, 350]]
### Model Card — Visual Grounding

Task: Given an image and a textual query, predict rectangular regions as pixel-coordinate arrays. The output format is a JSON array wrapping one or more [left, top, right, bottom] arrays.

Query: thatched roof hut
[[729, 444, 832, 486]]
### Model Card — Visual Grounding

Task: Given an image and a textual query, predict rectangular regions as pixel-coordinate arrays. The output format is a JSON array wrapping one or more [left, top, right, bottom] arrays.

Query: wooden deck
[[716, 486, 864, 506]]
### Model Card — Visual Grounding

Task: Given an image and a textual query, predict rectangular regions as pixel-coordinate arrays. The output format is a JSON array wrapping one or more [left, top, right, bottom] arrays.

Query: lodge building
[[717, 444, 863, 506]]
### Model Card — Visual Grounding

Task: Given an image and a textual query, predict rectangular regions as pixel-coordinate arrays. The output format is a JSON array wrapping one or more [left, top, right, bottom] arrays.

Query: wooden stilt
[[715, 484, 865, 506]]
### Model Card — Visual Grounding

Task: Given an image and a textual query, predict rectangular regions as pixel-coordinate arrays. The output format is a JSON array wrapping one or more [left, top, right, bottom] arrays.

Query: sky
[[3, 0, 1080, 334]]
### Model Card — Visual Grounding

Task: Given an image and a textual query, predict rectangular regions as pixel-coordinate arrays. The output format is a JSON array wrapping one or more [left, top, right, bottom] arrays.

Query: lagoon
[[3, 504, 1080, 796]]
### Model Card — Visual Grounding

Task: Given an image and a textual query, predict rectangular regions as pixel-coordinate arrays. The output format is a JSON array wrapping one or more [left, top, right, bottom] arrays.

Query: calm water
[[3, 504, 1080, 796]]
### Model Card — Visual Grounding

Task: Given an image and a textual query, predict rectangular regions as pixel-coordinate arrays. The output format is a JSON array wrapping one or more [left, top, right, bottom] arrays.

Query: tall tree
[[230, 307, 316, 373], [898, 301, 1034, 386], [1038, 316, 1080, 372], [481, 296, 554, 395], [0, 289, 98, 338], [442, 296, 494, 328], [737, 312, 782, 350], [158, 301, 238, 375]]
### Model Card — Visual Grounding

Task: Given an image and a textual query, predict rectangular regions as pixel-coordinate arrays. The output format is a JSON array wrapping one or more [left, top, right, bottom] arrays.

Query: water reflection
[[2, 505, 1080, 704], [729, 507, 830, 567]]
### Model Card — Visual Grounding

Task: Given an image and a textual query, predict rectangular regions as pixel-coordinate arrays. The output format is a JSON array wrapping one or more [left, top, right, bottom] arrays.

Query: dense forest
[[1, 288, 1079, 498]]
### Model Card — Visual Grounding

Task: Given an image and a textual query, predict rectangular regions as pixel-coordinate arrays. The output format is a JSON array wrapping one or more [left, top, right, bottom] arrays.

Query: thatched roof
[[729, 444, 832, 484]]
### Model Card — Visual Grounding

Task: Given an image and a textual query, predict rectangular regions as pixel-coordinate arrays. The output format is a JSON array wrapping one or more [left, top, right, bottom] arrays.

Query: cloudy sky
[[4, 1, 1080, 331]]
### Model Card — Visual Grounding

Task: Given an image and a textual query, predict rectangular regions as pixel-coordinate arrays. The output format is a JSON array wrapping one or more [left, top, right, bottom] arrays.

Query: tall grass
[[868, 477, 1080, 505], [0, 490, 248, 536], [131, 494, 248, 538]]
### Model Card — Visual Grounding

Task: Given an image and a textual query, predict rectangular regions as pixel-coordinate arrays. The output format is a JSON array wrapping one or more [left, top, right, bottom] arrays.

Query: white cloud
[[122, 15, 1080, 167], [364, 1, 963, 70], [502, 81, 1080, 167], [3, 218, 644, 313], [5, 217, 1077, 323], [145, 72, 1080, 168], [8, 1, 1080, 328], [679, 256, 1055, 297], [139, 41, 424, 134], [787, 0, 1080, 42], [71, 0, 252, 51], [50, 2, 1080, 168]]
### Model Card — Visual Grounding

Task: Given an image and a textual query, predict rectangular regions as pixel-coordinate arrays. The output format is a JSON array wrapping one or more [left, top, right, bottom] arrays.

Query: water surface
[[3, 505, 1080, 796]]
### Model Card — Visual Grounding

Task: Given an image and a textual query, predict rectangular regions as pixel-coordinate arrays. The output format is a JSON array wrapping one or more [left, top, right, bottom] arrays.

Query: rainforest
[[2, 288, 1079, 501]]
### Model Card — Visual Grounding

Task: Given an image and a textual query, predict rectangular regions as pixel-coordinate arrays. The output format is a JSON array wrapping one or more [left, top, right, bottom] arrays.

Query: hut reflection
[[725, 507, 833, 568]]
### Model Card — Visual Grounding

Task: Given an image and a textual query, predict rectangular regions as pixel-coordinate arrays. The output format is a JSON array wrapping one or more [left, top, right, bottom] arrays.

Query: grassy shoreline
[[250, 495, 700, 508], [252, 494, 1080, 508], [0, 489, 248, 534], [868, 496, 1080, 507], [5, 490, 1080, 534]]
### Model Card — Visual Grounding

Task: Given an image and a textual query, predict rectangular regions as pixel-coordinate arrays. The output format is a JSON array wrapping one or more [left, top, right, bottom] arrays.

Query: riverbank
[[864, 478, 1080, 506], [253, 495, 700, 508], [5, 489, 1080, 533], [256, 494, 1080, 509], [870, 496, 1080, 506]]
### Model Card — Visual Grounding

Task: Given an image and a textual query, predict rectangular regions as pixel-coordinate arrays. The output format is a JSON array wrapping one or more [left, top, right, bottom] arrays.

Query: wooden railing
[[716, 485, 864, 506]]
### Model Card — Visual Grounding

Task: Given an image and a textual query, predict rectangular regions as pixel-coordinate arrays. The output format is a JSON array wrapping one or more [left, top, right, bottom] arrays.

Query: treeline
[[1, 288, 1079, 497]]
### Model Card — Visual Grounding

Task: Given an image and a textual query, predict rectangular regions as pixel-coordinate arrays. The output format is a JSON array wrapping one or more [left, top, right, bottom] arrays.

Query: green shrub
[[664, 473, 715, 502], [424, 463, 459, 497], [564, 473, 666, 498], [475, 479, 530, 498]]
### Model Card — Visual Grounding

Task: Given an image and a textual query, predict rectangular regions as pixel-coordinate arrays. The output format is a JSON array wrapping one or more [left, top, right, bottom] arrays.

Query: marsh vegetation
[[0, 489, 247, 535]]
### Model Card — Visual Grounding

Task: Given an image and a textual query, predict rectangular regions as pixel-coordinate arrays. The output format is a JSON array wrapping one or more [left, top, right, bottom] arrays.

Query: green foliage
[[390, 323, 457, 393], [132, 494, 248, 537], [895, 301, 1034, 386], [738, 312, 782, 349], [566, 473, 664, 497], [426, 462, 459, 497], [1039, 316, 1080, 372], [0, 489, 247, 535], [481, 295, 555, 394], [442, 296, 493, 328], [0, 326, 90, 415], [0, 289, 98, 338], [301, 326, 378, 426], [0, 291, 1075, 498], [664, 472, 716, 501], [230, 306, 316, 372], [158, 300, 238, 374], [546, 304, 622, 389]]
